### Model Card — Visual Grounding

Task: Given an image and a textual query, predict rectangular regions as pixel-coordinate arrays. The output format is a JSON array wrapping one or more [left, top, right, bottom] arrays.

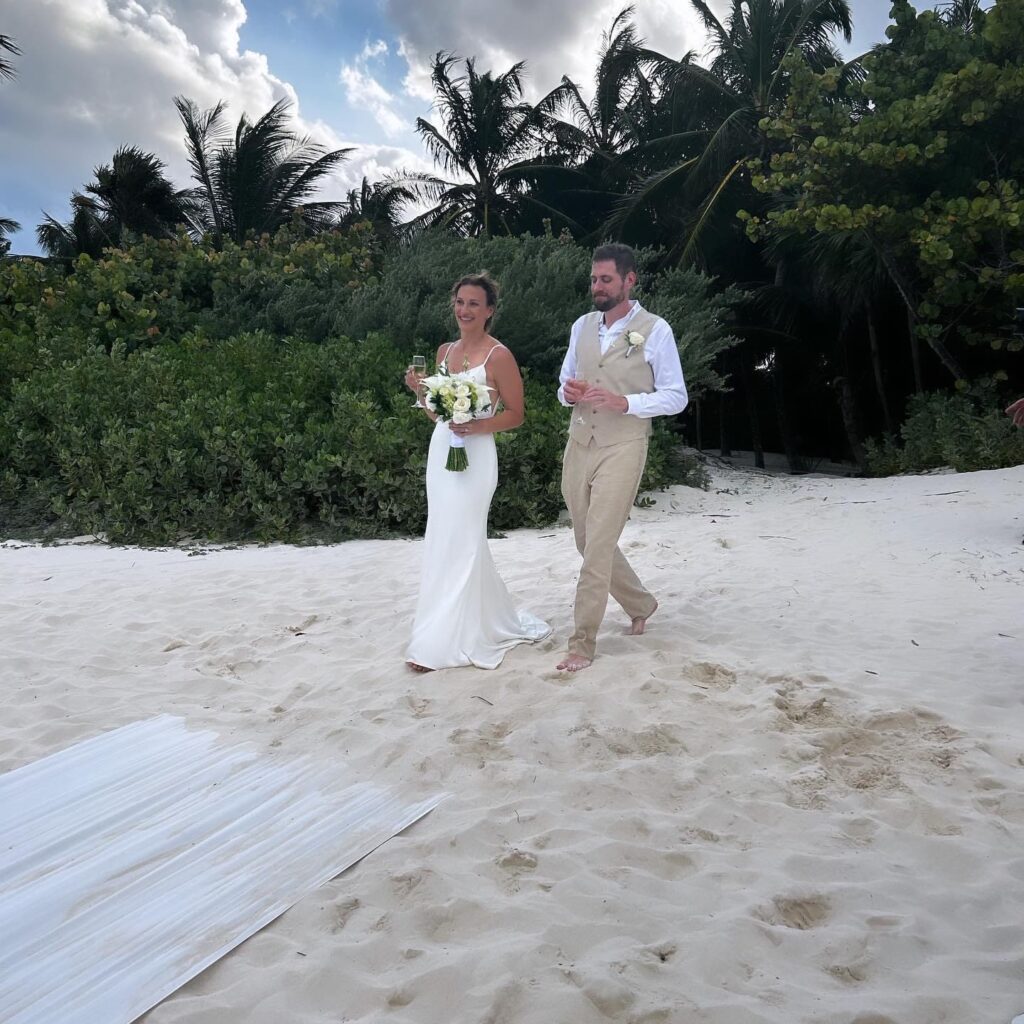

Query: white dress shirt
[[557, 301, 689, 418]]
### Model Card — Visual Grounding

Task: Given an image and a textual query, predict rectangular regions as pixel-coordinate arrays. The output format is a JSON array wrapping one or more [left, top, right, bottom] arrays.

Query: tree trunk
[[873, 239, 964, 383], [771, 350, 802, 473], [834, 375, 868, 473], [694, 398, 704, 451], [741, 357, 764, 469], [926, 330, 966, 383], [906, 306, 923, 394], [718, 392, 731, 456], [866, 304, 895, 434]]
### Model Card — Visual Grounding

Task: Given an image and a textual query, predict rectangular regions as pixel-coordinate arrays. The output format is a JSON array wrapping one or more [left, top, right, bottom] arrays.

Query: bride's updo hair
[[451, 271, 499, 329]]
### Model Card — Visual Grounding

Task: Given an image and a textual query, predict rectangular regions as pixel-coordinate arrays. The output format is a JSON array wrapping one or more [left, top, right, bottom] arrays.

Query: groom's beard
[[592, 288, 626, 312]]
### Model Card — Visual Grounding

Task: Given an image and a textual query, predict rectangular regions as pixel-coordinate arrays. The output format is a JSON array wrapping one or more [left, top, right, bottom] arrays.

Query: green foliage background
[[0, 227, 714, 543], [866, 391, 1024, 475]]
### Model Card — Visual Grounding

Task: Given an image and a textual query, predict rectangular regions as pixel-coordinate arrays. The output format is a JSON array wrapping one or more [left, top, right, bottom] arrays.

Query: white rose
[[453, 396, 472, 413], [454, 384, 470, 398], [625, 330, 646, 358], [439, 385, 454, 398], [452, 411, 472, 424]]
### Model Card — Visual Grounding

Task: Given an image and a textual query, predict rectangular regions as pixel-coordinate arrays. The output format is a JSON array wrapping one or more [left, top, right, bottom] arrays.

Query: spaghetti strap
[[440, 342, 456, 370], [482, 343, 504, 366]]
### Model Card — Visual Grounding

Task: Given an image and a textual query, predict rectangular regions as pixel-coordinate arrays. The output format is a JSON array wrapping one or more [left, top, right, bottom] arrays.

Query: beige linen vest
[[568, 308, 660, 447]]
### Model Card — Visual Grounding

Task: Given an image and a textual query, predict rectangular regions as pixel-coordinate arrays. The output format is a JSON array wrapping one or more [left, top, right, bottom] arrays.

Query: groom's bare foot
[[556, 653, 592, 672], [406, 661, 433, 673], [629, 600, 658, 636]]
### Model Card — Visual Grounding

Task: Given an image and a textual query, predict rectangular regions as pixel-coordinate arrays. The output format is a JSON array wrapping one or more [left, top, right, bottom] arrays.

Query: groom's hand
[[563, 378, 589, 404], [581, 386, 628, 414]]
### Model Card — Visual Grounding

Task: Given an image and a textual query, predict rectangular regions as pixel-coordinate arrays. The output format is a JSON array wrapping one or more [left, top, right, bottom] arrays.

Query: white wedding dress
[[406, 350, 551, 670]]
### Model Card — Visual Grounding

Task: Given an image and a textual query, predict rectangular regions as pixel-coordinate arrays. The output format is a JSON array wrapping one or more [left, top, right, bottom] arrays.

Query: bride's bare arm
[[454, 347, 524, 436]]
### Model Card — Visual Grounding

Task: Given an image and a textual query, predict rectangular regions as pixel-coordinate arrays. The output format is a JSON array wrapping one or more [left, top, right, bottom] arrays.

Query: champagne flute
[[410, 354, 427, 407]]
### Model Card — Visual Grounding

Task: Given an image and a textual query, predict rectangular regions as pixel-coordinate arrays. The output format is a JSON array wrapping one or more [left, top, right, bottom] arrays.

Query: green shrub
[[331, 229, 742, 390], [0, 225, 378, 396], [1, 227, 718, 542], [0, 331, 687, 542], [866, 391, 1024, 475]]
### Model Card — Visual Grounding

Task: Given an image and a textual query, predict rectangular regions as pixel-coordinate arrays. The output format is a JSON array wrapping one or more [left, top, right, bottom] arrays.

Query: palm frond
[[0, 33, 20, 81]]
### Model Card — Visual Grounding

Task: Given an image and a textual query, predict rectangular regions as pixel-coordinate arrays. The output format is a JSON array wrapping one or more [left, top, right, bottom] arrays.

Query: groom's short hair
[[592, 243, 637, 279]]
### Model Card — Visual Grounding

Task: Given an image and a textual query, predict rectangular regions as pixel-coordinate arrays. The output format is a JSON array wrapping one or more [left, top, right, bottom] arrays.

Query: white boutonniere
[[624, 330, 646, 358]]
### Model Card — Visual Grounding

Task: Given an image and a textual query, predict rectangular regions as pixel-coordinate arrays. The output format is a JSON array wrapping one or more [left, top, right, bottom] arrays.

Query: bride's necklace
[[452, 339, 486, 371]]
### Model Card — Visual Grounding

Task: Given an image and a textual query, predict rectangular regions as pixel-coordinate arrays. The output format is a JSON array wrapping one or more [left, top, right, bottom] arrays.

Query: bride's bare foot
[[556, 653, 592, 672], [629, 601, 658, 636], [406, 661, 433, 673]]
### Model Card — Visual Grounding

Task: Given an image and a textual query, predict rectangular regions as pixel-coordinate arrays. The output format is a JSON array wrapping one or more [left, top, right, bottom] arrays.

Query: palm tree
[[175, 96, 351, 244], [82, 146, 197, 237], [334, 175, 416, 244], [0, 215, 20, 255], [0, 34, 20, 81], [36, 206, 109, 260], [36, 146, 196, 259], [614, 0, 855, 262], [402, 53, 575, 237], [543, 8, 657, 237], [938, 0, 987, 32], [550, 9, 653, 166]]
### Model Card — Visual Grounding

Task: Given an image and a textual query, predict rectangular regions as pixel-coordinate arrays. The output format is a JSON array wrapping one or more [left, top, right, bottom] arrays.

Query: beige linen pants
[[561, 437, 658, 660]]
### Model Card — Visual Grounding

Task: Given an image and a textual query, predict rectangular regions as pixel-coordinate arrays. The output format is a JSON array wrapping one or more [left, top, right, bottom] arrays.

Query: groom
[[557, 243, 688, 672]]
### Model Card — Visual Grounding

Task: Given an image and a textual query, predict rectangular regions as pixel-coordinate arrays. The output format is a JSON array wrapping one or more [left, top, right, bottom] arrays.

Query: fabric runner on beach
[[0, 715, 445, 1024]]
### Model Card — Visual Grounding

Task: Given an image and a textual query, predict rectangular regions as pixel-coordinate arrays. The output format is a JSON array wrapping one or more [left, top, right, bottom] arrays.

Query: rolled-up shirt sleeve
[[624, 317, 688, 418], [557, 316, 585, 406]]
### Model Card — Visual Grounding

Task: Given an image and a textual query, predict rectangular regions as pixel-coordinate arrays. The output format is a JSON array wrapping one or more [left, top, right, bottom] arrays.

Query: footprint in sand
[[449, 721, 514, 762], [497, 848, 538, 873], [649, 660, 736, 693], [569, 721, 683, 760], [644, 942, 677, 964], [271, 681, 313, 718], [825, 963, 868, 985], [391, 869, 429, 897], [405, 694, 433, 718], [757, 894, 832, 930], [775, 677, 966, 804], [563, 969, 636, 1018], [327, 896, 360, 933], [689, 661, 737, 691]]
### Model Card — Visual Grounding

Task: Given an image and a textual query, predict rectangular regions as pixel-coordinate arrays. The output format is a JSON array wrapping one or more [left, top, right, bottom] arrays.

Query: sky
[[0, 0, 898, 255]]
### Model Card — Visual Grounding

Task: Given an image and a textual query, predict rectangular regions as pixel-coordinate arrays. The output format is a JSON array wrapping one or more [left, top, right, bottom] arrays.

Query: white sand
[[3, 463, 1023, 1024]]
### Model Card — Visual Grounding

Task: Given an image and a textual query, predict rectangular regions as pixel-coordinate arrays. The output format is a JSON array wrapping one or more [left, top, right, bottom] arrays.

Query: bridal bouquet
[[419, 368, 493, 471]]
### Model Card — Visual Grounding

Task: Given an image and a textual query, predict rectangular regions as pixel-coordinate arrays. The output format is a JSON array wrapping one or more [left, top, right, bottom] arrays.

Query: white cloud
[[387, 0, 707, 106], [339, 64, 406, 137], [361, 39, 388, 60], [338, 39, 409, 139], [0, 0, 422, 252]]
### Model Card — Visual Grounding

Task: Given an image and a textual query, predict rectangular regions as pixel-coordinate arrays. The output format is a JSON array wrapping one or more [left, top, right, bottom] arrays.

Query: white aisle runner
[[0, 715, 445, 1024]]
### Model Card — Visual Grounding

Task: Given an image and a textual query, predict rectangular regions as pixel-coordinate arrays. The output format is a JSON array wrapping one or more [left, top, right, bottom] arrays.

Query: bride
[[403, 272, 550, 672]]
